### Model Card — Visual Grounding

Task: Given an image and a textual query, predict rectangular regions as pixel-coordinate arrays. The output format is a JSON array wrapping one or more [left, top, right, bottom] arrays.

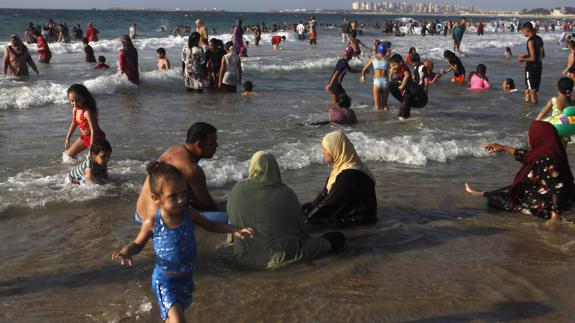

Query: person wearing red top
[[271, 35, 286, 50], [34, 30, 51, 64], [86, 23, 99, 42], [64, 84, 106, 159]]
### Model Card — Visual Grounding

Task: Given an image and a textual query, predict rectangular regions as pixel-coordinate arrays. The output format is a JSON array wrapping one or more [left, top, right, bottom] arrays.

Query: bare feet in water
[[464, 182, 484, 197]]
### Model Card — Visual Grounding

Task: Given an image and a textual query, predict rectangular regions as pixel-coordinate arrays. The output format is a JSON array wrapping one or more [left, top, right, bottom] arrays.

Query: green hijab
[[228, 151, 320, 269]]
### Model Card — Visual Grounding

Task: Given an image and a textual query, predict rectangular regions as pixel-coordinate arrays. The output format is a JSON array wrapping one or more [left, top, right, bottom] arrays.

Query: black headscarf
[[121, 35, 138, 68]]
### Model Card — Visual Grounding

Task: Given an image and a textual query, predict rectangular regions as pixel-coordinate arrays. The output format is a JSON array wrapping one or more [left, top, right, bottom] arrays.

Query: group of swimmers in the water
[[4, 16, 575, 323]]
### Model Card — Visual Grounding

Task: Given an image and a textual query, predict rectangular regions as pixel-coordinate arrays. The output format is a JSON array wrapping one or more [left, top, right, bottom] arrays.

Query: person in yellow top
[[196, 19, 209, 49]]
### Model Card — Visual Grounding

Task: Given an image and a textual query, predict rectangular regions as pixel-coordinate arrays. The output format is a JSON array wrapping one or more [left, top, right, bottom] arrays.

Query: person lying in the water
[[465, 121, 575, 221]]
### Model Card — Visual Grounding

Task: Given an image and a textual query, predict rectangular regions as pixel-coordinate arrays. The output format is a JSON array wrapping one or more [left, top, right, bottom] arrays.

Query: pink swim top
[[469, 73, 492, 90]]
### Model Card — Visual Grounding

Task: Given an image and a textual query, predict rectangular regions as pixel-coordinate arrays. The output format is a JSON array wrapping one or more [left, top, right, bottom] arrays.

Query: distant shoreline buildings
[[351, 1, 478, 14], [350, 1, 574, 16]]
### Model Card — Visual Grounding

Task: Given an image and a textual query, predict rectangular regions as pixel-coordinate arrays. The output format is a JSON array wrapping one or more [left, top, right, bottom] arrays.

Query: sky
[[0, 0, 572, 12]]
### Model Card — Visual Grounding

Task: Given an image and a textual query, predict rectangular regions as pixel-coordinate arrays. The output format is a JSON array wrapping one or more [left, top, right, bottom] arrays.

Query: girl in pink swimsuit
[[468, 64, 492, 90], [64, 84, 106, 159]]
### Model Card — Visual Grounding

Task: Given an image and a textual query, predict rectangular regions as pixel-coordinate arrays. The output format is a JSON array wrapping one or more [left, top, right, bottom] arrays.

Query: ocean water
[[2, 9, 575, 322]]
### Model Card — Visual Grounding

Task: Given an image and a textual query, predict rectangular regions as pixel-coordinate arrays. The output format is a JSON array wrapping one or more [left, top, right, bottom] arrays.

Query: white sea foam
[[0, 131, 525, 209], [0, 159, 145, 210], [0, 81, 68, 109], [243, 57, 337, 72]]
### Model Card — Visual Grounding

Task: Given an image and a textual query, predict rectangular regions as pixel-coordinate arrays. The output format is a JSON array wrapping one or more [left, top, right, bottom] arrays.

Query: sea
[[1, 8, 575, 322]]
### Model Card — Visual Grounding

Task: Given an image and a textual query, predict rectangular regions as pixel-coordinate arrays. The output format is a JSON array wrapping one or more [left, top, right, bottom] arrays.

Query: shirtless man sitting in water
[[134, 122, 220, 224]]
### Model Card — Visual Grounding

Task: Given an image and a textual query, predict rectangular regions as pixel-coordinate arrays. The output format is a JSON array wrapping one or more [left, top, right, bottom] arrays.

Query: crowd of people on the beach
[[3, 14, 575, 323]]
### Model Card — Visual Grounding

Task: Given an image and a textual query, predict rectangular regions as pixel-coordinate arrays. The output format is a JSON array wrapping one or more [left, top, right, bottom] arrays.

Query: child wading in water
[[64, 84, 106, 160], [536, 77, 573, 121], [156, 48, 171, 70], [502, 78, 517, 92], [241, 81, 254, 96], [442, 50, 466, 84], [467, 64, 492, 90], [360, 42, 391, 111], [94, 56, 109, 70], [67, 139, 111, 184], [112, 162, 253, 323]]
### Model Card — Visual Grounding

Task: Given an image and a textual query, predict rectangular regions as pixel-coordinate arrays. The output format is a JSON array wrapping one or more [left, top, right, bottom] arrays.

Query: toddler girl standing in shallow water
[[64, 84, 106, 160], [113, 162, 253, 323]]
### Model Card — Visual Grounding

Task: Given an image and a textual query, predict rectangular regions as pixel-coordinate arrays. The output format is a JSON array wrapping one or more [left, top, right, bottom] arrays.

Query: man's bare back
[[136, 126, 219, 222]]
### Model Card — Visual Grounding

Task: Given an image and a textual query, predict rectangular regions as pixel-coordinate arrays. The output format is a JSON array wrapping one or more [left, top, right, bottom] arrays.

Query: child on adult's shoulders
[[67, 139, 111, 185]]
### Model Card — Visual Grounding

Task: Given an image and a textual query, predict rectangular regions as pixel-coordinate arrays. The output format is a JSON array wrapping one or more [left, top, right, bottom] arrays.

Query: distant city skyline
[[0, 0, 573, 12]]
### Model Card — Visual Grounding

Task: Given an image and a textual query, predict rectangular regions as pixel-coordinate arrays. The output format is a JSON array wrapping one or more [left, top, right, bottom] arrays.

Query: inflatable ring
[[436, 23, 443, 31], [389, 80, 428, 109], [544, 106, 575, 137]]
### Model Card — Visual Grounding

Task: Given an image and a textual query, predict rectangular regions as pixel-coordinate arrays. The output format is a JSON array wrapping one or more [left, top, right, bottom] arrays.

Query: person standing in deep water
[[518, 22, 544, 105], [231, 19, 244, 55], [118, 35, 139, 85], [3, 34, 39, 76], [465, 121, 575, 222], [34, 29, 51, 64], [303, 131, 377, 225]]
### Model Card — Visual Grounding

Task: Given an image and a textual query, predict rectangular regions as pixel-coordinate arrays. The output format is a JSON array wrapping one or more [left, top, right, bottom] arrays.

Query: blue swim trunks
[[152, 270, 194, 320]]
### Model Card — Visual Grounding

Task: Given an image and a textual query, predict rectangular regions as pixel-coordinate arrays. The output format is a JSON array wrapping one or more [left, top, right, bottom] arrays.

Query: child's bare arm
[[218, 57, 226, 87], [191, 210, 253, 239], [535, 99, 553, 121], [85, 111, 96, 149], [325, 71, 339, 91], [166, 58, 171, 69], [399, 71, 410, 91], [65, 120, 77, 150], [361, 60, 373, 76], [112, 220, 153, 266], [84, 167, 94, 182]]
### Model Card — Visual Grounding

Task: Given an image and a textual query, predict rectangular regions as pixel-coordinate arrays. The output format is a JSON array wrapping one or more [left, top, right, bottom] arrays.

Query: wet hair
[[224, 41, 233, 51], [67, 84, 98, 115], [147, 161, 183, 195], [243, 81, 253, 91], [408, 47, 416, 55], [337, 94, 351, 109], [443, 50, 455, 58], [504, 78, 515, 89], [97, 56, 106, 63], [188, 32, 200, 48], [410, 53, 421, 63], [476, 64, 487, 76], [186, 122, 217, 144], [522, 22, 534, 31], [82, 37, 89, 44], [389, 53, 404, 64], [568, 40, 575, 50], [90, 138, 112, 155], [281, 36, 286, 40], [505, 46, 512, 52], [558, 77, 574, 96], [156, 47, 166, 56]]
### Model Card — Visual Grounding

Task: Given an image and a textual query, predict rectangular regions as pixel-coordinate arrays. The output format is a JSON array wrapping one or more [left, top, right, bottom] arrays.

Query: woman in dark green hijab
[[227, 151, 345, 269]]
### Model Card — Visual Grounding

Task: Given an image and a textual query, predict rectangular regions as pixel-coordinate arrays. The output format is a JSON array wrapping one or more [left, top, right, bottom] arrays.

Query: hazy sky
[[0, 0, 572, 11]]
